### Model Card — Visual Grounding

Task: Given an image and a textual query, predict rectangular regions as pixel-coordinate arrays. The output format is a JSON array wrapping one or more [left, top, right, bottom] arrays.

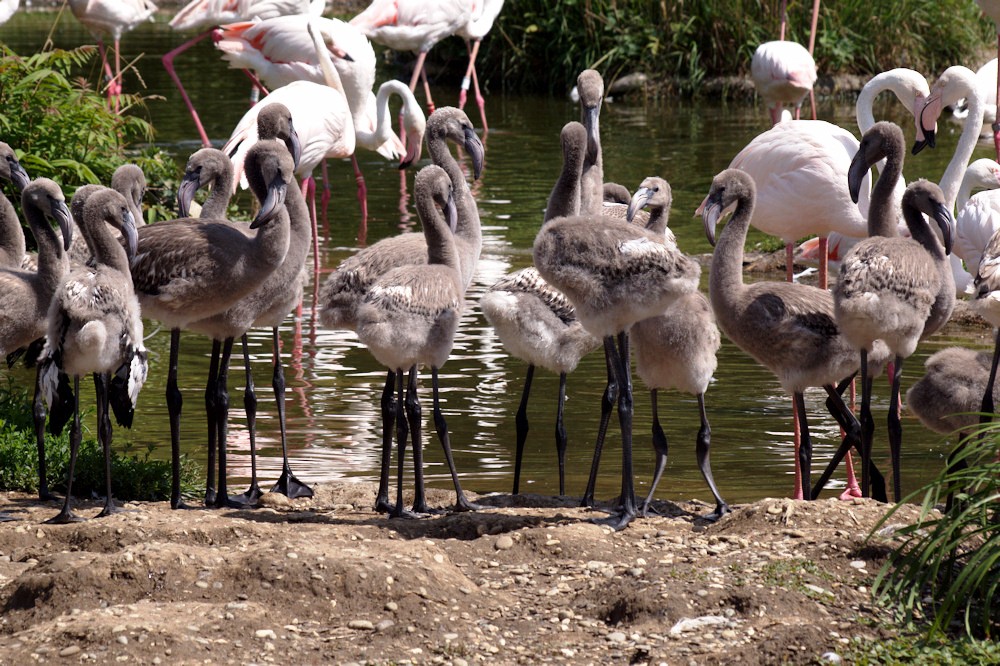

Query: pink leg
[[471, 59, 488, 133], [351, 154, 369, 228], [320, 161, 331, 233], [302, 177, 319, 278], [162, 31, 214, 147], [818, 236, 828, 290], [112, 38, 123, 113], [785, 242, 794, 284], [96, 40, 117, 109]]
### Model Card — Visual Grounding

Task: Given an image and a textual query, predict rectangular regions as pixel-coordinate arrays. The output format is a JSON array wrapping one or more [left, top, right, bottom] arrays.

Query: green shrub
[[0, 45, 179, 224], [872, 426, 1000, 639], [0, 380, 199, 502]]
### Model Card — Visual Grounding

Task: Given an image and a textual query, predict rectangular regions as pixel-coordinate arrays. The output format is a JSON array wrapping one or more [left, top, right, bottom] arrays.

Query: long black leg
[[390, 369, 411, 519], [555, 371, 568, 496], [812, 381, 887, 502], [596, 332, 636, 530], [640, 389, 668, 516], [980, 329, 1000, 425], [583, 337, 618, 508], [793, 391, 812, 500], [204, 338, 221, 507], [431, 367, 481, 512], [406, 367, 428, 513], [511, 364, 534, 495], [33, 364, 56, 502], [167, 328, 191, 510], [695, 392, 729, 520], [239, 334, 263, 504], [270, 327, 312, 498], [374, 370, 396, 513], [213, 337, 245, 508], [95, 372, 121, 517], [887, 354, 904, 502], [859, 349, 874, 499], [47, 376, 84, 524]]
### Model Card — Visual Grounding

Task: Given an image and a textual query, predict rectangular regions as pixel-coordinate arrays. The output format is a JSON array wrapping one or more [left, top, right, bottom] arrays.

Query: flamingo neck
[[709, 198, 752, 316], [941, 82, 986, 211]]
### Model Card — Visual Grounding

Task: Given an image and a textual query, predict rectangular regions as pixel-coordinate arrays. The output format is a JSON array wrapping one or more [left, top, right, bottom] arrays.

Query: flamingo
[[215, 14, 425, 222], [949, 58, 996, 142], [163, 0, 321, 146], [68, 0, 157, 113], [974, 1, 1000, 158], [954, 159, 1000, 272], [750, 40, 817, 125], [350, 0, 472, 114], [455, 0, 505, 133]]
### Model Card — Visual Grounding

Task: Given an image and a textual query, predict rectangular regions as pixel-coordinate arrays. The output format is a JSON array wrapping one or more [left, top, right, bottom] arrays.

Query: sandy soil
[[0, 483, 925, 665]]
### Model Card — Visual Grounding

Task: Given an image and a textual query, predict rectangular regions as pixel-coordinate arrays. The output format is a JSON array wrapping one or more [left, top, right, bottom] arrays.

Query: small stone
[[820, 652, 843, 664], [59, 646, 81, 657], [453, 659, 469, 666], [495, 536, 514, 551], [35, 529, 45, 540], [255, 629, 277, 640], [606, 631, 627, 644], [721, 629, 737, 640], [117, 635, 129, 646], [849, 561, 867, 570], [286, 552, 298, 559], [348, 620, 374, 631], [375, 619, 395, 632], [385, 602, 398, 612], [433, 553, 444, 564], [195, 581, 209, 589]]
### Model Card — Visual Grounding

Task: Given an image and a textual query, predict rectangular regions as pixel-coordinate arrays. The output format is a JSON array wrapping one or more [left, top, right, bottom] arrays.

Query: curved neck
[[940, 81, 986, 211], [282, 167, 312, 266], [544, 144, 584, 223], [356, 81, 414, 150], [85, 212, 131, 276], [867, 143, 904, 237], [856, 70, 926, 177], [709, 198, 752, 313], [903, 206, 946, 262], [645, 205, 668, 236], [24, 199, 66, 286], [200, 166, 234, 220]]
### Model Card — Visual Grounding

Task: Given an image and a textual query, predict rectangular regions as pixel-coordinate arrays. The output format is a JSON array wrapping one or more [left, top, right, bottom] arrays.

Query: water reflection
[[0, 10, 991, 505]]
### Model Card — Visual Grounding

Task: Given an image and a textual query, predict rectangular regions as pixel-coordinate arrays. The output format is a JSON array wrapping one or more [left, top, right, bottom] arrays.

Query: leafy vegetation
[[871, 427, 1000, 639], [452, 0, 995, 95], [0, 45, 179, 223], [0, 380, 199, 502], [844, 633, 1000, 664]]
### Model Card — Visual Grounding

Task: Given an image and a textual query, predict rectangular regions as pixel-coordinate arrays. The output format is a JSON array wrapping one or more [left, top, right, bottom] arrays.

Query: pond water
[[3, 10, 995, 506]]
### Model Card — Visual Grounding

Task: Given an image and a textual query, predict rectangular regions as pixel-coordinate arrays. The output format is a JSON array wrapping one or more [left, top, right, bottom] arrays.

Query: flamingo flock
[[5, 1, 1000, 531]]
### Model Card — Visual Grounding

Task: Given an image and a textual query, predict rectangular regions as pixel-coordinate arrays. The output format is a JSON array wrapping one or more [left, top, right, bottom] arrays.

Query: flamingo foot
[[838, 481, 863, 501], [45, 509, 86, 524], [271, 470, 313, 499], [240, 483, 264, 505], [0, 512, 17, 522]]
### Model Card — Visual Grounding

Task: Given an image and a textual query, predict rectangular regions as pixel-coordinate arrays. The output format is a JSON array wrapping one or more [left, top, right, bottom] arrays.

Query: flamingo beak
[[932, 201, 954, 255], [913, 93, 940, 154], [464, 126, 484, 180], [701, 198, 722, 247], [848, 146, 870, 205], [121, 208, 138, 261], [50, 197, 73, 252], [627, 187, 651, 223], [286, 119, 303, 170], [177, 168, 201, 218], [250, 173, 287, 229], [6, 156, 29, 192]]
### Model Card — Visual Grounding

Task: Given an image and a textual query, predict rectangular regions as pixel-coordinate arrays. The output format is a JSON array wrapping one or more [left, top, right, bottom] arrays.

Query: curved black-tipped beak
[[932, 201, 953, 255], [7, 156, 29, 192], [250, 174, 287, 229], [50, 197, 73, 251], [286, 119, 302, 170], [847, 147, 870, 204], [177, 168, 201, 218], [464, 126, 484, 180], [121, 208, 138, 261], [627, 187, 651, 223], [911, 127, 936, 155], [701, 199, 722, 247], [445, 190, 458, 233]]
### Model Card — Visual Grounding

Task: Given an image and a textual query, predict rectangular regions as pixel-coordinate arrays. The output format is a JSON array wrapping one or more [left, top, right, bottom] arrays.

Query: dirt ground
[[0, 483, 927, 665]]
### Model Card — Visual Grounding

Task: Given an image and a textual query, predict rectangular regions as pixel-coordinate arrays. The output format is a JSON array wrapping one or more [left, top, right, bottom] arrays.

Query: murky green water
[[3, 10, 995, 505]]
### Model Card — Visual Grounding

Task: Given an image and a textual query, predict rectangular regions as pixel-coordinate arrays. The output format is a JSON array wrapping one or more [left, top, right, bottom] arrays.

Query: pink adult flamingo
[[455, 0, 505, 133], [68, 0, 156, 112], [215, 14, 422, 220], [350, 0, 472, 114], [163, 0, 321, 146], [750, 40, 817, 125], [975, 1, 1000, 159]]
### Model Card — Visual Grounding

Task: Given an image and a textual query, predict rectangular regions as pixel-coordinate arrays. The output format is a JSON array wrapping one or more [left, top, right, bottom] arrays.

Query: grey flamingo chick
[[40, 188, 145, 523], [177, 148, 236, 219], [597, 176, 728, 520], [703, 169, 890, 504], [318, 107, 484, 514], [577, 69, 604, 216], [480, 121, 599, 495], [834, 171, 955, 501], [0, 179, 73, 506], [186, 123, 313, 507], [356, 164, 479, 517], [907, 347, 1000, 440], [534, 182, 701, 531], [130, 143, 292, 510]]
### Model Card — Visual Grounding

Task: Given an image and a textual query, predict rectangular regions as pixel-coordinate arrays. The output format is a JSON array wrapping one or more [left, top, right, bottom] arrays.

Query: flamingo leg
[[374, 370, 396, 513], [46, 376, 85, 524], [511, 364, 534, 495], [405, 366, 428, 513], [794, 392, 812, 500], [389, 368, 412, 519], [94, 371, 122, 518], [430, 367, 480, 512], [204, 338, 220, 506], [167, 328, 192, 510], [302, 176, 320, 279], [695, 392, 729, 520], [270, 327, 313, 499], [351, 154, 369, 227], [213, 337, 246, 508], [640, 389, 668, 516], [859, 349, 875, 499], [161, 31, 214, 147], [33, 364, 56, 501], [594, 331, 637, 531], [239, 334, 264, 504], [554, 371, 568, 496], [581, 343, 618, 507]]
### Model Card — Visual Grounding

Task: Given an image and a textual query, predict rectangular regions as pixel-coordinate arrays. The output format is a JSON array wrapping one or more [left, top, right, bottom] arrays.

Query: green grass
[[0, 380, 199, 502]]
